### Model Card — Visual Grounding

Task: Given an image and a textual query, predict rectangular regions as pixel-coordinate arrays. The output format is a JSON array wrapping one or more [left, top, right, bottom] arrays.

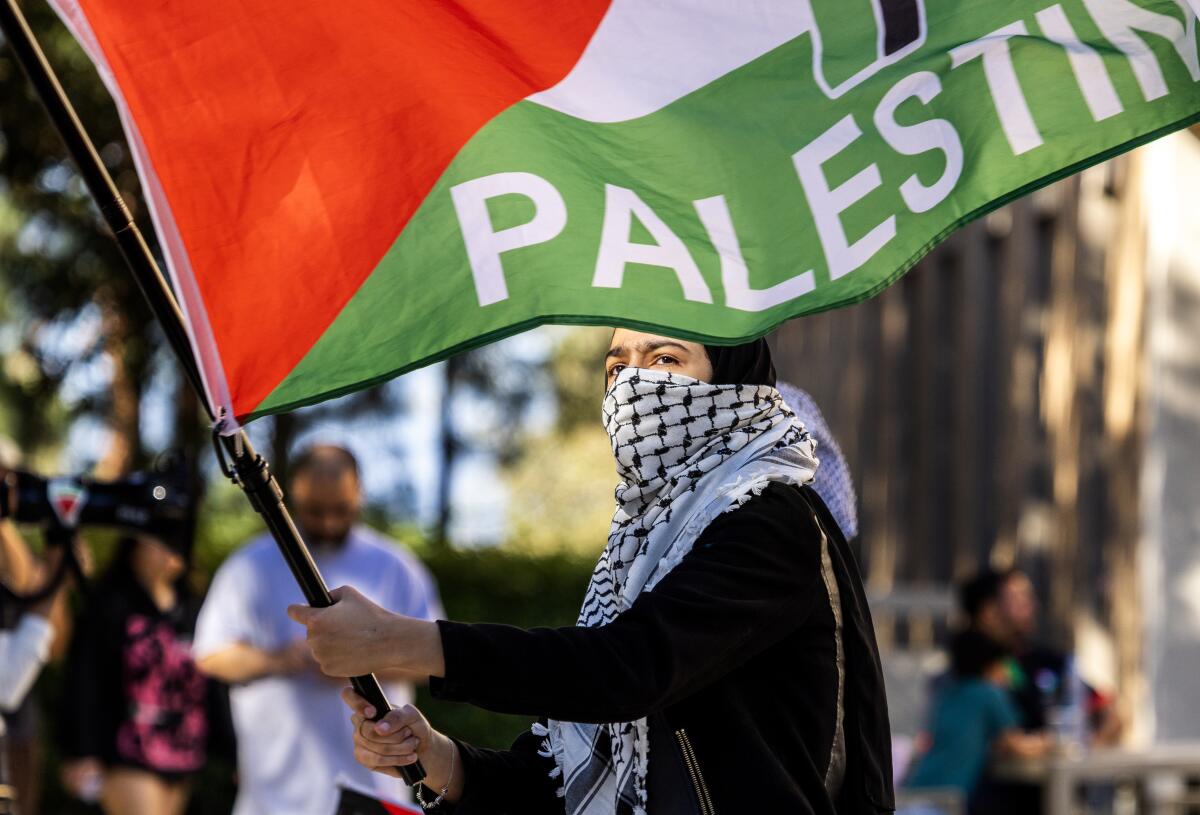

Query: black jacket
[[428, 484, 893, 814]]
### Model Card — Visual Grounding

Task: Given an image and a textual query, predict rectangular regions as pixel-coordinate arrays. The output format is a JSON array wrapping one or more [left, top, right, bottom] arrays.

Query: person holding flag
[[290, 330, 892, 814]]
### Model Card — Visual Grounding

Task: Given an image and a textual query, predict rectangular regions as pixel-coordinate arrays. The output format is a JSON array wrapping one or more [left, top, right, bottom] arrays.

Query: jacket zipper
[[674, 728, 716, 815]]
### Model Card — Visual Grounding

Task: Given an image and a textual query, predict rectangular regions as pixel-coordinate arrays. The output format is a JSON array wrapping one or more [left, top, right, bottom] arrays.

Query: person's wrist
[[424, 732, 455, 790], [381, 616, 444, 678], [417, 732, 462, 806], [424, 619, 446, 678]]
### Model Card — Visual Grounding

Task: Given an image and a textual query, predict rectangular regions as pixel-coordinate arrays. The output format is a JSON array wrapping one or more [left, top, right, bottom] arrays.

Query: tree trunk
[[271, 411, 298, 486], [433, 356, 462, 545], [172, 369, 206, 494], [93, 286, 144, 479]]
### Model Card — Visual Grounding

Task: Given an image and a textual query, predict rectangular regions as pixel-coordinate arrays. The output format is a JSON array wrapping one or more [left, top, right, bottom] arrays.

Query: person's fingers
[[341, 686, 374, 718], [354, 744, 420, 770], [356, 722, 417, 746], [370, 706, 421, 736], [358, 714, 418, 743], [353, 734, 420, 758], [355, 724, 413, 745], [353, 746, 403, 777], [385, 704, 424, 730], [350, 716, 412, 743], [329, 585, 361, 603], [286, 604, 317, 626]]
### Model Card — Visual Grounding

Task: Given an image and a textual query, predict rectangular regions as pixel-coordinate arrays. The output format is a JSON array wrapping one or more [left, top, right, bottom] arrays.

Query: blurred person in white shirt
[[193, 444, 442, 815]]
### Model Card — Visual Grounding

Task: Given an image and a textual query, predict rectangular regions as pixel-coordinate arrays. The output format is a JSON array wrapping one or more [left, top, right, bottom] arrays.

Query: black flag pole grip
[[0, 0, 425, 787]]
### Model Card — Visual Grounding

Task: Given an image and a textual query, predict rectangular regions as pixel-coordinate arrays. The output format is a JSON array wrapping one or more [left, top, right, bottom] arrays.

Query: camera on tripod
[[0, 461, 192, 542]]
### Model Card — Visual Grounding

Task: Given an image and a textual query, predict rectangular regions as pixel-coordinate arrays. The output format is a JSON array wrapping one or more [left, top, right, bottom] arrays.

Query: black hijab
[[703, 338, 776, 387]]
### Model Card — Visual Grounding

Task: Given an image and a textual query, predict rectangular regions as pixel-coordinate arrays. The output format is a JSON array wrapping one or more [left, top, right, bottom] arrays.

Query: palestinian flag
[[48, 0, 1200, 427], [335, 786, 420, 815]]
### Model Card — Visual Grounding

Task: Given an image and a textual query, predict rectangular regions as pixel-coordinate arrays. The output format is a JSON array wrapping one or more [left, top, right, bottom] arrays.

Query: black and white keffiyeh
[[535, 367, 819, 815]]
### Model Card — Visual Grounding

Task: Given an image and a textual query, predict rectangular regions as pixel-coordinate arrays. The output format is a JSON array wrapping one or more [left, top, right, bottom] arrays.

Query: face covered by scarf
[[538, 339, 819, 815]]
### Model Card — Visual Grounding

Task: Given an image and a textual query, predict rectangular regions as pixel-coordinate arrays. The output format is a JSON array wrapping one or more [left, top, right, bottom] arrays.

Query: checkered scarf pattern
[[538, 368, 819, 815]]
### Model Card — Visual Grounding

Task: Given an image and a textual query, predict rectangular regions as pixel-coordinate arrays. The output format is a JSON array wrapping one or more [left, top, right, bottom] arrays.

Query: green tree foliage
[[435, 340, 548, 543], [546, 327, 611, 433], [1, 4, 168, 470], [503, 327, 616, 552]]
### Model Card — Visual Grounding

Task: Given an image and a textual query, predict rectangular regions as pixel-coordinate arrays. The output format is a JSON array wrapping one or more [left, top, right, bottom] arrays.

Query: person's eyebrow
[[606, 339, 689, 362], [637, 340, 689, 355]]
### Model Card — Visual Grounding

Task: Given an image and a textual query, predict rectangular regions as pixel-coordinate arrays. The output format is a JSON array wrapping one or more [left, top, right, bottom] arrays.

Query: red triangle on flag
[[382, 803, 421, 815]]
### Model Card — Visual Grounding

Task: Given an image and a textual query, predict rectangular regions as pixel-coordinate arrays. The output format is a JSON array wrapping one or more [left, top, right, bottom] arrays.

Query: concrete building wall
[[1140, 129, 1200, 743]]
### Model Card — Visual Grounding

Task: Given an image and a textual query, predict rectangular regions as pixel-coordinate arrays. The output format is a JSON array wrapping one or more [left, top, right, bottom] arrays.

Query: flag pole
[[0, 0, 426, 787]]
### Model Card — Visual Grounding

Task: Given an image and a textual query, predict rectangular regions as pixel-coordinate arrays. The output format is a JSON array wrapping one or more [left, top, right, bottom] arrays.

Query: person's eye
[[607, 363, 625, 379], [654, 355, 679, 367]]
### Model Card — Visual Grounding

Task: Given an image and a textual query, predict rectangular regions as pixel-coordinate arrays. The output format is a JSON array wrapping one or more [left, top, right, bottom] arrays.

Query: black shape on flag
[[881, 0, 921, 54]]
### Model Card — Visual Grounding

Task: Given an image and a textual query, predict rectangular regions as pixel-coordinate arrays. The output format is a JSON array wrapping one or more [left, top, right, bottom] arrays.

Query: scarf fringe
[[531, 722, 568, 797], [634, 718, 650, 813]]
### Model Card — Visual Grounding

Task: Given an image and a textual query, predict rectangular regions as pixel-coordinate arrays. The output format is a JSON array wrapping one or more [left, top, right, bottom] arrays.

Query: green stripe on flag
[[252, 0, 1199, 419]]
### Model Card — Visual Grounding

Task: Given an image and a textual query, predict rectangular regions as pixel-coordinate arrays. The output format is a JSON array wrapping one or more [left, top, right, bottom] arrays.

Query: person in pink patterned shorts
[[58, 530, 220, 815]]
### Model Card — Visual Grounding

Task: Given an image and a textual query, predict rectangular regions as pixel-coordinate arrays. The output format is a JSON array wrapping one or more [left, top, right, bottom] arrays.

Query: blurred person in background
[[1, 537, 75, 815], [903, 629, 1049, 813], [959, 569, 1122, 815], [193, 443, 442, 815], [58, 520, 216, 814], [959, 569, 1121, 745], [0, 439, 73, 815], [777, 382, 858, 541]]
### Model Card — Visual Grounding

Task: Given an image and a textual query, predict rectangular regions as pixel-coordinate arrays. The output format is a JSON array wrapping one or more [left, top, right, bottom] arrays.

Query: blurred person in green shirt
[[904, 629, 1049, 810]]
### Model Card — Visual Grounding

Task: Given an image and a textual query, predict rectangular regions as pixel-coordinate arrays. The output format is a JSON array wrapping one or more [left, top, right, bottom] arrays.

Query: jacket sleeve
[[430, 484, 826, 723], [426, 727, 563, 815]]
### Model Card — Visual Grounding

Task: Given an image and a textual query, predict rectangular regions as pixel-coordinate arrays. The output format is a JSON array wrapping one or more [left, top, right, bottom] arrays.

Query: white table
[[995, 743, 1200, 814]]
